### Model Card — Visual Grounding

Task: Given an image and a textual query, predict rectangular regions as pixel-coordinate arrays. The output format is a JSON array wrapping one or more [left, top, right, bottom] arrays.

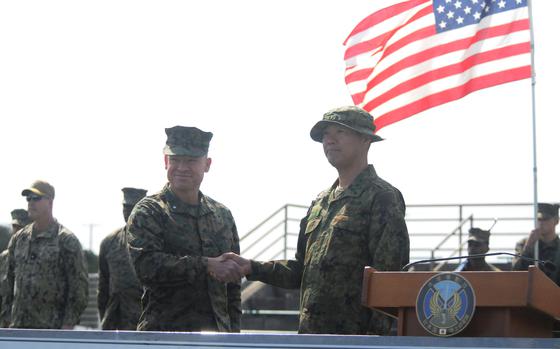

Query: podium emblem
[[416, 272, 476, 337]]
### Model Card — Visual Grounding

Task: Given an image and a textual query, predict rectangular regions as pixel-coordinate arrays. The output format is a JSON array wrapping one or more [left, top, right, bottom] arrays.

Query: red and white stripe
[[343, 0, 531, 131]]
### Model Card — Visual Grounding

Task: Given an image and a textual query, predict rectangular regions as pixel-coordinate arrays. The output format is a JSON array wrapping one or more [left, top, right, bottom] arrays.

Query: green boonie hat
[[310, 106, 384, 143], [21, 180, 55, 199], [163, 126, 213, 157], [537, 203, 559, 220], [122, 187, 147, 206], [467, 228, 490, 244], [11, 209, 31, 226]]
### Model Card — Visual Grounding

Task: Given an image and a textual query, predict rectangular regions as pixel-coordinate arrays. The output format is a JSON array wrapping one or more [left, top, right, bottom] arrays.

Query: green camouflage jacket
[[0, 250, 9, 327], [248, 165, 409, 334], [98, 226, 142, 330], [3, 221, 88, 328], [127, 184, 241, 332]]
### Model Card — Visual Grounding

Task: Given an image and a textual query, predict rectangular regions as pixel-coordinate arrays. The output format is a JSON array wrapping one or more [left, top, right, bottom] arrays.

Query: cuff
[[246, 260, 263, 281]]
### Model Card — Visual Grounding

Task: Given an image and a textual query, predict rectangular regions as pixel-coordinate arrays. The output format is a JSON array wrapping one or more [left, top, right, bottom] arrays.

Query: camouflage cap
[[163, 126, 213, 157], [467, 228, 490, 244], [11, 209, 31, 226], [122, 187, 147, 206], [310, 106, 384, 143], [537, 203, 559, 220], [21, 180, 55, 199]]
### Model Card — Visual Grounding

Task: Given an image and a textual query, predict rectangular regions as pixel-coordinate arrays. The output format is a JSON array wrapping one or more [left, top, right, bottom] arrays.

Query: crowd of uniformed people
[[0, 106, 559, 334]]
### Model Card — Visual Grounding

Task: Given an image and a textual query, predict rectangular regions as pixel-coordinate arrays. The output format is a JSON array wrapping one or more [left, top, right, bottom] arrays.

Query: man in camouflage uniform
[[0, 209, 33, 327], [225, 106, 410, 334], [98, 187, 147, 330], [127, 126, 242, 332], [455, 228, 501, 271], [1, 180, 89, 329], [11, 209, 31, 235], [513, 203, 560, 285], [0, 249, 7, 327]]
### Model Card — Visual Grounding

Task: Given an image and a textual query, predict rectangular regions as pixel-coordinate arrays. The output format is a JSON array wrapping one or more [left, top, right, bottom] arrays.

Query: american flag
[[343, 0, 531, 131]]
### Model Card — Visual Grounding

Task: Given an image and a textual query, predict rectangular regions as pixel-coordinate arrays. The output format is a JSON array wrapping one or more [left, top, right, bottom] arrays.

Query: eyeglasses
[[26, 195, 44, 202]]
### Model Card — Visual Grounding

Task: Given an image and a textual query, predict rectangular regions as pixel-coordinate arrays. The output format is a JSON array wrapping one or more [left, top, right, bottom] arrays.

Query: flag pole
[[527, 0, 539, 262]]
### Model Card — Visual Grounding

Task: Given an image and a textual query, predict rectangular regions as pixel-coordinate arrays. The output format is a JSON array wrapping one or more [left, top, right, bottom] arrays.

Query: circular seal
[[416, 273, 476, 337]]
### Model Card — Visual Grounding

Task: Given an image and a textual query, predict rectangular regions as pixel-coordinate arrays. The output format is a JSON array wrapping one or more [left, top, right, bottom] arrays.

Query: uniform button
[[30, 254, 36, 260]]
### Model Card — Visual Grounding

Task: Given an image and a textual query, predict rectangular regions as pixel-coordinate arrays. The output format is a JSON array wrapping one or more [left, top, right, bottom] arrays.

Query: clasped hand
[[207, 253, 251, 283]]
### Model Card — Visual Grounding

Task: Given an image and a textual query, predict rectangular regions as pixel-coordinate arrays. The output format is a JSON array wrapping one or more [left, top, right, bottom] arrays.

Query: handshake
[[207, 252, 252, 283]]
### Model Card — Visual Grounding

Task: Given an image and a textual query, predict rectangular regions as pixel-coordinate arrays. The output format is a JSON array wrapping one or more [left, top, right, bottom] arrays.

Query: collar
[[329, 165, 378, 200], [31, 220, 59, 239], [163, 184, 214, 216], [540, 235, 560, 248]]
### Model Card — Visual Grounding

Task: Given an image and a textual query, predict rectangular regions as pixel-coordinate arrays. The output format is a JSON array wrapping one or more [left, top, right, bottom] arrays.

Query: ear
[[205, 157, 212, 173], [164, 155, 169, 170]]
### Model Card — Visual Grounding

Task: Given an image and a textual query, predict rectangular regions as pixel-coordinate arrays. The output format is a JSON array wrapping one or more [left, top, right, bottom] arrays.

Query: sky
[[0, 0, 558, 254]]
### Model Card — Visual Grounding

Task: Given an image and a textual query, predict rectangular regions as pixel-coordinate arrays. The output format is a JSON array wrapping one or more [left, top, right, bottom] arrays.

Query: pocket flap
[[304, 217, 321, 235]]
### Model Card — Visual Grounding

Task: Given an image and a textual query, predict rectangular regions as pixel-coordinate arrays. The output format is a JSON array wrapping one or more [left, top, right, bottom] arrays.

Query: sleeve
[[127, 200, 207, 287], [246, 205, 312, 289], [61, 233, 89, 327], [227, 222, 241, 332], [552, 248, 560, 286], [369, 189, 410, 272], [0, 242, 15, 327], [512, 238, 530, 271], [97, 236, 110, 321], [365, 189, 409, 335]]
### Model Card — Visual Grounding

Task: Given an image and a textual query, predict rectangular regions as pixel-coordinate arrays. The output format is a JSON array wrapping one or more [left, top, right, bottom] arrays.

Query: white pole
[[527, 0, 539, 263]]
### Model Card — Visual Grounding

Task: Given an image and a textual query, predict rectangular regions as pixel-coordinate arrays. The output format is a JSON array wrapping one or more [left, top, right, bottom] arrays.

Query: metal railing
[[239, 203, 537, 264], [240, 204, 307, 261], [406, 203, 535, 263], [427, 215, 473, 270]]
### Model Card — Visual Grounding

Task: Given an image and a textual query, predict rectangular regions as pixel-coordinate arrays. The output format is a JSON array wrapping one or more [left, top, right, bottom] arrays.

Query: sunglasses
[[26, 195, 44, 202]]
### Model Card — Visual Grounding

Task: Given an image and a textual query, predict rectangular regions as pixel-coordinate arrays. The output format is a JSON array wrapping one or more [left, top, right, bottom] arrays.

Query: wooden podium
[[362, 266, 560, 337]]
